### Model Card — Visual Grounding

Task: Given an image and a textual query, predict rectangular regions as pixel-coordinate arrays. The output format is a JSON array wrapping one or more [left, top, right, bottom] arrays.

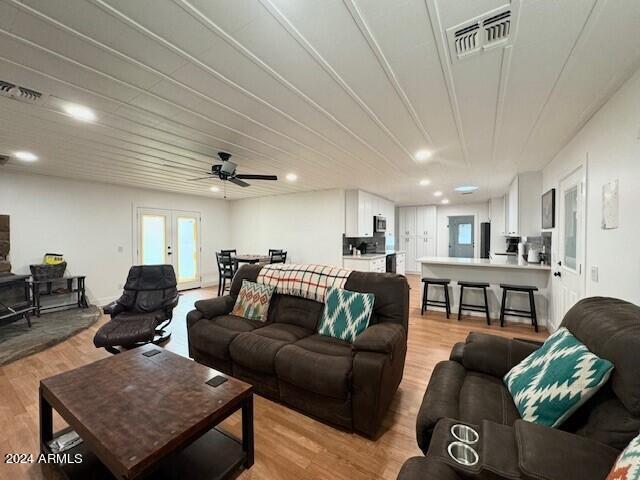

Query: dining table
[[234, 254, 270, 265]]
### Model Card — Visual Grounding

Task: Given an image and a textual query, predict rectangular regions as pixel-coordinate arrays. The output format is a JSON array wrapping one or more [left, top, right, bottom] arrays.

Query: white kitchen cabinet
[[399, 206, 436, 238], [343, 256, 386, 272], [504, 172, 542, 237], [506, 176, 519, 236], [398, 206, 437, 272], [345, 190, 395, 238], [415, 236, 436, 265], [395, 253, 406, 275], [398, 207, 416, 236], [400, 236, 418, 273], [416, 206, 436, 238]]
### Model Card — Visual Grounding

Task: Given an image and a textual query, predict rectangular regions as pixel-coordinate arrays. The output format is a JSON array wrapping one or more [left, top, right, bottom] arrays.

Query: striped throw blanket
[[257, 264, 351, 303]]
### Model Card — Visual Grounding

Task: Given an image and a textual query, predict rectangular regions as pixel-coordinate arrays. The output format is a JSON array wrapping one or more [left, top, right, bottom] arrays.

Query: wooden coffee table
[[39, 345, 254, 479]]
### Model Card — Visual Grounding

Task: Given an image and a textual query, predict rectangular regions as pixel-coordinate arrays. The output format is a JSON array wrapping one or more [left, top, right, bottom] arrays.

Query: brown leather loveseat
[[397, 297, 640, 480], [187, 264, 409, 438]]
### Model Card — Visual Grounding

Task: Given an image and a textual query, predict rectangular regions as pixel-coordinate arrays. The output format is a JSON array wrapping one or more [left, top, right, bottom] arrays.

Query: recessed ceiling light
[[13, 151, 38, 162], [414, 149, 432, 161], [433, 191, 443, 197], [63, 103, 96, 122], [441, 199, 450, 205], [209, 186, 220, 192], [454, 185, 479, 193], [286, 173, 298, 181], [419, 178, 431, 186]]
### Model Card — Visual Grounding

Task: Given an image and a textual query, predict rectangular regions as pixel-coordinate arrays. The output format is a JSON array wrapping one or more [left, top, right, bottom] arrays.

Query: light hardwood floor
[[0, 274, 547, 480]]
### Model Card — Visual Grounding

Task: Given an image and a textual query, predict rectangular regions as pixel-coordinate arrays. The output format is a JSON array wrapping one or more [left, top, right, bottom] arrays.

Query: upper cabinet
[[398, 206, 436, 237], [416, 206, 437, 238], [398, 206, 416, 236], [504, 172, 542, 237], [506, 176, 519, 235], [345, 190, 395, 237]]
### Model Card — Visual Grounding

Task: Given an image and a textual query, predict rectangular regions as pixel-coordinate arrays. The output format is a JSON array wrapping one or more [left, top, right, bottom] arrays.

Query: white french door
[[554, 165, 586, 322], [136, 208, 201, 290]]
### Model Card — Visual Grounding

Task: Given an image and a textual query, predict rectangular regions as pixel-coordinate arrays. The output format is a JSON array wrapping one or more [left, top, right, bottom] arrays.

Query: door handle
[[553, 271, 561, 277]]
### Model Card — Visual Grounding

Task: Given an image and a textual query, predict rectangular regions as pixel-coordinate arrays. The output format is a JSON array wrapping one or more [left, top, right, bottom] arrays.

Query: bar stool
[[421, 277, 451, 318], [499, 284, 539, 332], [457, 281, 491, 325]]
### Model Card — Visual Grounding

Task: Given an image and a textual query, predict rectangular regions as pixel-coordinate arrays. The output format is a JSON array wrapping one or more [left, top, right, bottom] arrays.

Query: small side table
[[31, 276, 88, 317]]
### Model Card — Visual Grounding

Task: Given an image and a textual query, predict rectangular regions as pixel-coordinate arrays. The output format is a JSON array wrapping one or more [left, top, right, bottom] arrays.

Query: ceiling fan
[[188, 152, 277, 187]]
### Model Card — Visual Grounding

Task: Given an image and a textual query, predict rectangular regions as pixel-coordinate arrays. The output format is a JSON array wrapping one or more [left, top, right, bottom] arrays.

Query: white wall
[[543, 66, 640, 329], [436, 202, 490, 257], [229, 189, 345, 266], [0, 172, 230, 304]]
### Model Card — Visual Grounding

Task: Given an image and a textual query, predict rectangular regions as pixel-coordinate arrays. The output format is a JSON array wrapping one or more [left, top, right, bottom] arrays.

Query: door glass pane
[[177, 217, 198, 283], [564, 187, 578, 270], [458, 223, 472, 245], [141, 215, 165, 265]]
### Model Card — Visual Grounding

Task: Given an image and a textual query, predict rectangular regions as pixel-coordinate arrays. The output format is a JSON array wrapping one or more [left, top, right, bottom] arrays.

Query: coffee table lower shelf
[[49, 427, 246, 480]]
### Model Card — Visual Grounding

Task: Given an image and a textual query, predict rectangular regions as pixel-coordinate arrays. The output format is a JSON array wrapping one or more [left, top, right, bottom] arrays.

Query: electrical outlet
[[117, 246, 124, 253], [591, 266, 599, 282]]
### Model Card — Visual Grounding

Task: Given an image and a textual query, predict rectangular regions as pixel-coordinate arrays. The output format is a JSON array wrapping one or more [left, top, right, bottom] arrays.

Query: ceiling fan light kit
[[188, 152, 278, 188]]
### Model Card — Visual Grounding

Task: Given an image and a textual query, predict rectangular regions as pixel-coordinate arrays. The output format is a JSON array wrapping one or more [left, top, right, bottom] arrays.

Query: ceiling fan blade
[[187, 175, 216, 181], [235, 174, 278, 181], [229, 177, 250, 188]]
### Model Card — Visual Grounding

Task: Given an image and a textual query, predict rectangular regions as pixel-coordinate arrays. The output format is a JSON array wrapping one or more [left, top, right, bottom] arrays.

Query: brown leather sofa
[[397, 296, 640, 480], [187, 264, 409, 437]]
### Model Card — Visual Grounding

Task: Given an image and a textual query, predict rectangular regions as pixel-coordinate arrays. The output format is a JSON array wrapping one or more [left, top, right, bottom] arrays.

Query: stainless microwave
[[374, 216, 386, 233]]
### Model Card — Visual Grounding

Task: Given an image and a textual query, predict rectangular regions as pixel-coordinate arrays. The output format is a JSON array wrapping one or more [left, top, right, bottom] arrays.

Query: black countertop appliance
[[386, 253, 396, 273]]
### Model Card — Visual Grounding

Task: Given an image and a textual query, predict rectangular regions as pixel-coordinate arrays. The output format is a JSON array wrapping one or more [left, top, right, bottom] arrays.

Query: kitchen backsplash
[[342, 233, 386, 255], [523, 234, 552, 265]]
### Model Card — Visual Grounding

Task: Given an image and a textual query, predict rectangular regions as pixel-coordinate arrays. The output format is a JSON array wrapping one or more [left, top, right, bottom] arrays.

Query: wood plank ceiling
[[0, 0, 639, 203]]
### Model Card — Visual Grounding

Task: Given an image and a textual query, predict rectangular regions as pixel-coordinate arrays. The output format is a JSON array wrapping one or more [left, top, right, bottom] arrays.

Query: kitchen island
[[418, 256, 551, 326]]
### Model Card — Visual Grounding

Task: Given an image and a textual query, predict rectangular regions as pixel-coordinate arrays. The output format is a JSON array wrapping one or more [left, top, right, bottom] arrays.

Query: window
[[564, 187, 578, 270], [141, 215, 166, 265], [458, 223, 472, 245], [177, 217, 198, 282]]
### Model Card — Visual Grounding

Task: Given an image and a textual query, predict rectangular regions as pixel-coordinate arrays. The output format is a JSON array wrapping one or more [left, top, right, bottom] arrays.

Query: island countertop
[[417, 256, 551, 271]]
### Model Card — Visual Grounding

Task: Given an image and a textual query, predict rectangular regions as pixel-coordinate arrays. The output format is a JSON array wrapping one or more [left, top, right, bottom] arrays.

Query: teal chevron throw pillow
[[317, 287, 374, 343], [504, 327, 614, 428]]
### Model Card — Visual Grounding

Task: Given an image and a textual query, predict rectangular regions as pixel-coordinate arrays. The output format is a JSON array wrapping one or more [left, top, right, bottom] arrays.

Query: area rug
[[0, 306, 101, 366]]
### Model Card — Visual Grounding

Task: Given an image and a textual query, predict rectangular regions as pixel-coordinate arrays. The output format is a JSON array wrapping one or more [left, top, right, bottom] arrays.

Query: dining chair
[[269, 251, 287, 264], [268, 249, 283, 255], [220, 249, 237, 256], [216, 251, 236, 296]]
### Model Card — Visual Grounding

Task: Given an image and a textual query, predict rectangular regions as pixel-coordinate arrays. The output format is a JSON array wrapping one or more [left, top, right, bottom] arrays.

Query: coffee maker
[[505, 237, 519, 254]]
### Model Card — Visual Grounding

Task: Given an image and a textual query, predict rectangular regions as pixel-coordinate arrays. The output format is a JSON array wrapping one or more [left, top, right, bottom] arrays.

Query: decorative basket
[[30, 262, 67, 281]]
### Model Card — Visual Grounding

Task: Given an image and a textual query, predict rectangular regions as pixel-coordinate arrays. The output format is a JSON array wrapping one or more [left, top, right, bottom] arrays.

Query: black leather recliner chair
[[93, 265, 179, 354], [397, 297, 640, 480]]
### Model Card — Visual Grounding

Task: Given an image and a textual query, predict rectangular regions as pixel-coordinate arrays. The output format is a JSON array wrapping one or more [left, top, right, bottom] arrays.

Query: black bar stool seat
[[499, 284, 539, 332], [500, 283, 539, 292], [457, 281, 491, 325], [422, 277, 450, 285], [421, 277, 451, 318]]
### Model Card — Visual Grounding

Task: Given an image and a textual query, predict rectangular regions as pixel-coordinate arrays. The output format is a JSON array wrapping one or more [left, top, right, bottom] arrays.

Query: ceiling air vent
[[0, 80, 45, 104], [483, 11, 510, 45], [446, 3, 518, 63], [453, 23, 480, 57]]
